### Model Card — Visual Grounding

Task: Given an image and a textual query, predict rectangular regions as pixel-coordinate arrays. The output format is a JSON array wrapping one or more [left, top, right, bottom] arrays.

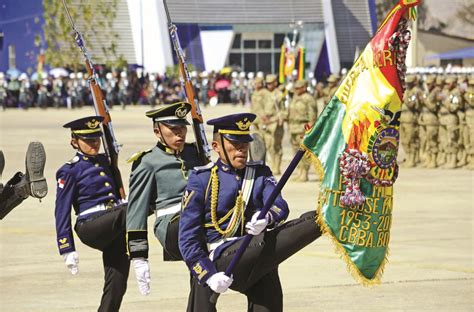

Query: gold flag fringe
[[300, 144, 390, 286]]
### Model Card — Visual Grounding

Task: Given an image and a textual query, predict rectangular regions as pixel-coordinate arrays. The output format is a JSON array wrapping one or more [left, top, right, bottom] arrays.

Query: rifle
[[61, 0, 126, 200], [163, 0, 211, 165]]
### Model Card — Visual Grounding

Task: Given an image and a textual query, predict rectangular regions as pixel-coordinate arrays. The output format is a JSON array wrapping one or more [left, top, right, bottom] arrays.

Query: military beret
[[294, 79, 307, 89], [207, 113, 256, 143], [146, 101, 191, 126], [63, 116, 104, 138], [265, 74, 277, 84], [255, 76, 264, 84]]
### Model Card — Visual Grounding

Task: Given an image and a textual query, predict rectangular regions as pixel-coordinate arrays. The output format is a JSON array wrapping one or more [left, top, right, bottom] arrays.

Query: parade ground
[[0, 105, 473, 311]]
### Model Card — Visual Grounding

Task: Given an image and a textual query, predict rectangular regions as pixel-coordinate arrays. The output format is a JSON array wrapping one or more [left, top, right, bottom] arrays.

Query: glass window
[[244, 53, 257, 72], [258, 40, 272, 49], [229, 53, 242, 67], [273, 33, 286, 48], [258, 53, 272, 73], [231, 34, 241, 49], [244, 40, 256, 49]]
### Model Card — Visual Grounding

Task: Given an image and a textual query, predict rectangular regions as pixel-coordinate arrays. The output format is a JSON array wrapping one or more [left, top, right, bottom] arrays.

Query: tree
[[42, 0, 124, 70], [456, 3, 474, 27]]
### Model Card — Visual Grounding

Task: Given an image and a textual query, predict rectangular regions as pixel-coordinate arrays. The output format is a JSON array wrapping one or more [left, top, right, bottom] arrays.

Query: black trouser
[[75, 204, 130, 312], [0, 172, 28, 220], [163, 216, 183, 261], [187, 210, 321, 312]]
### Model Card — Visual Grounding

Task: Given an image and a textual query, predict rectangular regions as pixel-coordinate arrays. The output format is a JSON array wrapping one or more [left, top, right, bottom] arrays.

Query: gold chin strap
[[72, 128, 101, 135], [209, 166, 244, 237], [218, 129, 250, 135]]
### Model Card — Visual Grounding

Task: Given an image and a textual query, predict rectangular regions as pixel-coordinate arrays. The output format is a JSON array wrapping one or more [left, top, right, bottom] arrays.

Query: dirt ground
[[0, 105, 472, 311]]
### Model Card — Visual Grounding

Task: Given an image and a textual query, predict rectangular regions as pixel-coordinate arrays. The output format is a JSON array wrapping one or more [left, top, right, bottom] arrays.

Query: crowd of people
[[1, 66, 473, 171]]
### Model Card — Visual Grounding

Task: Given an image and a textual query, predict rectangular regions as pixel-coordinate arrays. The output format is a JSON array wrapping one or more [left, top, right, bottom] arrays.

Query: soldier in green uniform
[[419, 75, 440, 168], [400, 75, 422, 167], [261, 74, 286, 175], [439, 76, 463, 168], [463, 77, 474, 169], [288, 79, 318, 182], [126, 102, 203, 295]]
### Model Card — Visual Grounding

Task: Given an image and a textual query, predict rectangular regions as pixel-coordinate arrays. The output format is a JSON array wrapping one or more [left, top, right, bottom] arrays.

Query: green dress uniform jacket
[[126, 142, 201, 259]]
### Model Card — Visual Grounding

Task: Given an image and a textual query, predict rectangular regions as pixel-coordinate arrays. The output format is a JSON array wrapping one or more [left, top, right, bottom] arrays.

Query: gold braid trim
[[210, 166, 244, 237]]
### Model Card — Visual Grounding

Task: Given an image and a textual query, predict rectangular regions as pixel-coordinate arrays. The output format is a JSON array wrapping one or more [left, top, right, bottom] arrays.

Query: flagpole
[[210, 149, 306, 304]]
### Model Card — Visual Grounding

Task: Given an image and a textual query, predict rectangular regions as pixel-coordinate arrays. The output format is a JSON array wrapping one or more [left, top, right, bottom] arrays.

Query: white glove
[[63, 251, 79, 275], [133, 258, 151, 295], [245, 211, 270, 236], [206, 272, 233, 294]]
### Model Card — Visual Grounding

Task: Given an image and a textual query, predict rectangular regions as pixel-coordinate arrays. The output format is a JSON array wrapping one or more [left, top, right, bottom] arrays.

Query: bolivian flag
[[302, 0, 420, 285]]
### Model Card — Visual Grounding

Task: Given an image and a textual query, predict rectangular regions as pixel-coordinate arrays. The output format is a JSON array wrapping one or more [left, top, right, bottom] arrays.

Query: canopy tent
[[425, 47, 474, 60]]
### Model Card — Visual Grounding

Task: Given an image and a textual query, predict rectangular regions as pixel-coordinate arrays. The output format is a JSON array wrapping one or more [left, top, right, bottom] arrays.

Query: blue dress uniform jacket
[[55, 153, 118, 255], [179, 159, 289, 284]]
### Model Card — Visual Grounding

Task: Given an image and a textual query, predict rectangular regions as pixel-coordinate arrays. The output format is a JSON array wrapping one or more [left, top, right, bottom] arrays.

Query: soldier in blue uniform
[[126, 102, 203, 295], [179, 113, 322, 311], [54, 116, 129, 312]]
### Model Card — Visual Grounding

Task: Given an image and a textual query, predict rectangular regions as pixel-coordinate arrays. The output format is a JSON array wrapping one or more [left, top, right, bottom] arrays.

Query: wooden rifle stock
[[62, 0, 126, 200]]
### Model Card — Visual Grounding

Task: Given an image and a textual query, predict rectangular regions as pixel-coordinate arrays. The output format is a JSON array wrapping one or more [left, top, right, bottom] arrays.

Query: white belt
[[155, 203, 181, 218], [207, 237, 239, 261], [79, 203, 111, 217]]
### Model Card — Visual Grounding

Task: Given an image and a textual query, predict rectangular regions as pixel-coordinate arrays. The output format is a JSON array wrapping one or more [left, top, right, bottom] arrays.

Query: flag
[[302, 0, 420, 285], [297, 47, 306, 80]]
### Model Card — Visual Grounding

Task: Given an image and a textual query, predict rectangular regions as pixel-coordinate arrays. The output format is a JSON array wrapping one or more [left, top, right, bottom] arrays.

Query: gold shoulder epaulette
[[127, 149, 152, 163]]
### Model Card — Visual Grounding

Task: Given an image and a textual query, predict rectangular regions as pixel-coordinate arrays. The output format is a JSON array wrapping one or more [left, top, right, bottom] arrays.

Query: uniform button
[[108, 192, 113, 196], [100, 172, 105, 176], [95, 163, 99, 167], [236, 176, 240, 181], [83, 156, 88, 160], [105, 182, 110, 187]]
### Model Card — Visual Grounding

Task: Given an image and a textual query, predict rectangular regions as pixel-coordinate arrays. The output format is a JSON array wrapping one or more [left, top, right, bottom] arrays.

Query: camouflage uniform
[[463, 77, 474, 169], [288, 80, 318, 182], [439, 76, 463, 169], [400, 75, 422, 167], [260, 74, 286, 175], [322, 74, 339, 107], [419, 75, 440, 168]]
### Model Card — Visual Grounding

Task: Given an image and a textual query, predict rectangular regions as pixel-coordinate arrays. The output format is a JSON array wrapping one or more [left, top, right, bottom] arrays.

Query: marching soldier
[[126, 102, 203, 295], [400, 75, 422, 167], [54, 116, 130, 311], [419, 75, 440, 168], [179, 113, 322, 311], [0, 142, 47, 220], [287, 79, 318, 182]]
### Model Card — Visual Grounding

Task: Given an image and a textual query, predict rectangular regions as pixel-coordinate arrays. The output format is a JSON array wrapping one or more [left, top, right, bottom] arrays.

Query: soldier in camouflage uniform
[[288, 79, 318, 182], [400, 75, 422, 167], [250, 77, 274, 165], [438, 76, 464, 169], [463, 77, 474, 169], [259, 74, 286, 175], [419, 75, 440, 168], [322, 74, 339, 106], [456, 75, 468, 167]]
